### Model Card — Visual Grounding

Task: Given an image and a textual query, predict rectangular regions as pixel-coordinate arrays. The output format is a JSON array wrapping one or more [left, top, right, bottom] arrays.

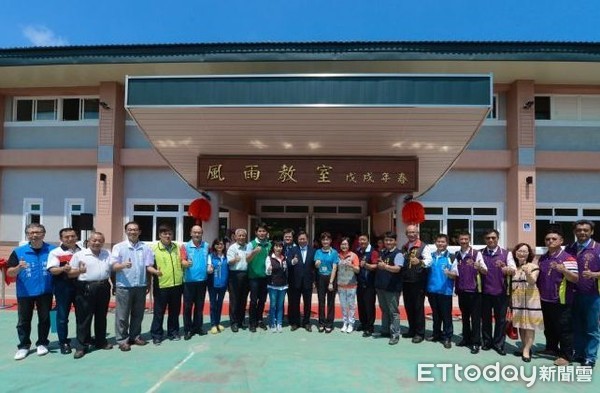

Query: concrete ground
[[0, 286, 597, 392]]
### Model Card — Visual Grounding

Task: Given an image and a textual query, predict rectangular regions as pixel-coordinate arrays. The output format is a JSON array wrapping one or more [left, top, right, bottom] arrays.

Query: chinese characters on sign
[[198, 156, 418, 193]]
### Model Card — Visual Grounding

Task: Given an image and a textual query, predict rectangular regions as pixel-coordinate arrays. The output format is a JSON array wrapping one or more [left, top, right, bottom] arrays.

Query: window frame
[[64, 198, 85, 228], [535, 203, 600, 254], [23, 198, 43, 241], [12, 96, 100, 123]]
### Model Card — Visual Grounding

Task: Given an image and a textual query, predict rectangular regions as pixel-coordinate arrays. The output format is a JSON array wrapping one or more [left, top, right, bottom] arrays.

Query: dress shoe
[[60, 343, 72, 355], [470, 345, 480, 354], [412, 336, 424, 344], [456, 340, 468, 347], [582, 360, 596, 368], [304, 324, 312, 332], [388, 336, 400, 345], [258, 321, 268, 330], [169, 335, 181, 341], [522, 355, 531, 363], [184, 332, 193, 341], [402, 333, 415, 339], [425, 336, 441, 343], [118, 343, 131, 352], [197, 329, 207, 336], [554, 357, 570, 366], [443, 340, 452, 349], [290, 325, 299, 332], [132, 338, 147, 346], [249, 326, 257, 333], [355, 325, 363, 332], [152, 339, 162, 346], [493, 346, 506, 356], [231, 324, 239, 333], [73, 349, 86, 359], [481, 344, 492, 351], [96, 343, 113, 350], [325, 327, 333, 334], [362, 331, 372, 338], [318, 326, 325, 333]]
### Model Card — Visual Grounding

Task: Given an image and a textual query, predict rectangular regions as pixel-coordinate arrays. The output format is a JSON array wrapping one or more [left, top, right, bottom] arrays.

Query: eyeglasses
[[485, 236, 497, 240], [545, 237, 559, 241]]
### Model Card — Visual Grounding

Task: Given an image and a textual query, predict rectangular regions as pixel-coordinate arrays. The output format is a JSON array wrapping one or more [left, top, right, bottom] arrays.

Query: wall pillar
[[505, 80, 536, 248], [395, 194, 409, 245], [201, 192, 220, 243], [95, 82, 125, 246]]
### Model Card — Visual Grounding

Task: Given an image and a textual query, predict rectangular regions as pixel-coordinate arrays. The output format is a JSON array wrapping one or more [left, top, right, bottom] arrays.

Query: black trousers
[[429, 293, 454, 340], [402, 281, 426, 337], [458, 291, 482, 346], [75, 280, 111, 348], [481, 293, 508, 349], [541, 300, 573, 360], [183, 280, 207, 334], [357, 285, 376, 332], [248, 277, 267, 326], [151, 285, 183, 340], [228, 270, 249, 327], [316, 274, 336, 328], [288, 281, 313, 326], [16, 293, 52, 349]]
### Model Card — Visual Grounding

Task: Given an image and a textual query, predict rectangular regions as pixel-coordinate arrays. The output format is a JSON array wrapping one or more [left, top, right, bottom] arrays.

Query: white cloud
[[22, 25, 68, 46]]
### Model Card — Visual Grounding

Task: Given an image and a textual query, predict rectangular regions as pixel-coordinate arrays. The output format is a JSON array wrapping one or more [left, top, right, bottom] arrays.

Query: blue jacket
[[209, 253, 229, 289], [13, 242, 56, 297]]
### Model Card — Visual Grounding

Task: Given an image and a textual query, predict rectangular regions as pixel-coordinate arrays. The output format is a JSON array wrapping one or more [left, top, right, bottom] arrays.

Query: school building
[[1, 41, 599, 254]]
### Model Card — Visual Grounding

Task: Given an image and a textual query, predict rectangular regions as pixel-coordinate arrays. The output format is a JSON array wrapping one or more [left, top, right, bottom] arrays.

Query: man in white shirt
[[226, 228, 249, 332]]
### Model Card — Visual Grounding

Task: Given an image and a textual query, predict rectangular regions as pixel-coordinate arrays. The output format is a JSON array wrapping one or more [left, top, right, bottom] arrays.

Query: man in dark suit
[[287, 230, 315, 332]]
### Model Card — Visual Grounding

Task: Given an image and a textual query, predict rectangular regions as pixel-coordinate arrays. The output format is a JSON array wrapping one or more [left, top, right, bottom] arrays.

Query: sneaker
[[14, 348, 29, 361], [152, 339, 162, 346], [341, 323, 348, 333], [60, 343, 72, 355], [388, 336, 400, 345], [210, 326, 219, 334], [36, 345, 49, 356], [346, 324, 354, 334], [277, 324, 283, 333], [271, 326, 277, 333], [217, 325, 225, 332]]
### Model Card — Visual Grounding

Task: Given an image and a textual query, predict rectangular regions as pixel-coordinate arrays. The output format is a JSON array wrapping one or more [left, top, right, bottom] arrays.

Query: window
[[487, 94, 498, 119], [65, 199, 85, 227], [23, 199, 43, 238], [419, 204, 502, 247], [13, 97, 99, 122], [535, 96, 551, 120], [535, 206, 600, 249]]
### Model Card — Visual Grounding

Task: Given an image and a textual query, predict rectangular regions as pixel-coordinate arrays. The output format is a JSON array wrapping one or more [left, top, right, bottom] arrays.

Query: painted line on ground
[[146, 351, 195, 393]]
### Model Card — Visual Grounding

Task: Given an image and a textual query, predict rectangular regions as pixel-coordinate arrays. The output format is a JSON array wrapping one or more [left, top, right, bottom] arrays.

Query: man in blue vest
[[7, 223, 56, 361], [181, 225, 210, 340]]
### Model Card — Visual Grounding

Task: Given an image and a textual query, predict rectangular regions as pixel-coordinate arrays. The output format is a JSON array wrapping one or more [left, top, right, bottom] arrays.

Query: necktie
[[301, 248, 307, 263]]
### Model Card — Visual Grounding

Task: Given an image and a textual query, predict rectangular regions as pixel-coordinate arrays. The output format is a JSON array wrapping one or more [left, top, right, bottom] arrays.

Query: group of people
[[6, 219, 600, 369]]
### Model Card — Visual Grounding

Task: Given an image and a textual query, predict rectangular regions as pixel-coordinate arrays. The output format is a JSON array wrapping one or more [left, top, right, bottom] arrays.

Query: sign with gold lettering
[[197, 156, 418, 192]]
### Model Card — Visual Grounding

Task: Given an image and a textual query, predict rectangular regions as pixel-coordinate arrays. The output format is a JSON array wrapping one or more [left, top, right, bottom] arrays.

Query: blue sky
[[2, 0, 600, 48]]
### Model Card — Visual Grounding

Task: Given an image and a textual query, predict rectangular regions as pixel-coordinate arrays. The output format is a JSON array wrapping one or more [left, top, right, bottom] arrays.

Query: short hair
[[283, 228, 295, 236], [124, 221, 139, 231], [25, 223, 46, 234], [512, 243, 534, 263], [297, 230, 308, 239], [483, 229, 500, 238], [158, 224, 174, 234], [340, 237, 351, 245], [234, 228, 247, 236], [436, 233, 449, 242], [545, 227, 564, 239], [89, 231, 105, 241], [271, 239, 284, 249], [457, 231, 471, 238], [320, 232, 332, 240], [383, 231, 396, 240], [59, 227, 77, 238], [255, 223, 269, 232], [574, 219, 595, 230]]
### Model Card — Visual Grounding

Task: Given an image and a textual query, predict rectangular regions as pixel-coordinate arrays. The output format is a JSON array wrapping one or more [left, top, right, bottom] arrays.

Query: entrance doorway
[[257, 200, 368, 247]]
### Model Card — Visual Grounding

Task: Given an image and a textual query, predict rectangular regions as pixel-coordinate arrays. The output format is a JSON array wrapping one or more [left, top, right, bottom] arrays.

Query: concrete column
[[395, 194, 409, 245], [202, 191, 220, 242], [505, 80, 536, 248], [95, 82, 125, 247]]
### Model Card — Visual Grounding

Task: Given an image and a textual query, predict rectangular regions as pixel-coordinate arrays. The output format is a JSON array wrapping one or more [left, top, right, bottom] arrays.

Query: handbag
[[505, 308, 518, 340]]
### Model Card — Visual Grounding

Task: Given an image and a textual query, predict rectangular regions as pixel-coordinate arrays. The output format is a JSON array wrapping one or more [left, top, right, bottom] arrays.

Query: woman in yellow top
[[511, 243, 543, 362]]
